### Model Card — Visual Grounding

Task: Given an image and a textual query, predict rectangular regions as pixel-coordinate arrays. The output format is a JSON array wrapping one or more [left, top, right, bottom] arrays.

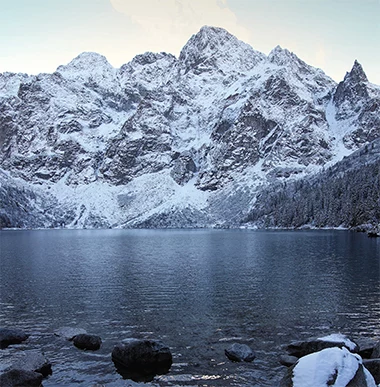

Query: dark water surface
[[0, 229, 379, 386]]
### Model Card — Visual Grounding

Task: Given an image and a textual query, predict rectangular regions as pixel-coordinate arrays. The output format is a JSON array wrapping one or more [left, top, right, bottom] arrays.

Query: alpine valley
[[1, 26, 379, 229]]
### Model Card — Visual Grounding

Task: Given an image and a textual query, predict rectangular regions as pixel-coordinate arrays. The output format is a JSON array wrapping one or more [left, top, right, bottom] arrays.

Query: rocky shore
[[0, 327, 379, 386]]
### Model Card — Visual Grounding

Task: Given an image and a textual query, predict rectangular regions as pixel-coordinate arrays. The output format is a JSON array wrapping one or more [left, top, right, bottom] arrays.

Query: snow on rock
[[318, 334, 358, 352], [1, 25, 380, 229], [287, 347, 376, 387]]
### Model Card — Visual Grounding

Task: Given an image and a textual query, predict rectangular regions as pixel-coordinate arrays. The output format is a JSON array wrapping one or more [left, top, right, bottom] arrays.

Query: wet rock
[[372, 340, 380, 359], [279, 347, 376, 387], [279, 354, 298, 367], [0, 369, 43, 387], [10, 350, 52, 377], [0, 328, 29, 349], [112, 338, 172, 382], [285, 333, 358, 358], [54, 327, 87, 341], [363, 359, 380, 384], [224, 343, 255, 362], [73, 334, 102, 351], [356, 337, 377, 359]]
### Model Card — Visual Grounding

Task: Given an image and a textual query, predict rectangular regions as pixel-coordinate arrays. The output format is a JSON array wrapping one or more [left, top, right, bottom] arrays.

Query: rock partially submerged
[[285, 333, 358, 358], [54, 327, 87, 341], [73, 334, 102, 351], [279, 354, 298, 367], [372, 340, 380, 359], [112, 338, 172, 382], [9, 350, 52, 377], [0, 369, 43, 387], [280, 347, 376, 387], [225, 343, 256, 362], [0, 328, 29, 349]]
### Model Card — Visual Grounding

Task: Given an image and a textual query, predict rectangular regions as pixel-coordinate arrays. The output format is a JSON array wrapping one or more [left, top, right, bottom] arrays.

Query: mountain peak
[[344, 60, 368, 83], [56, 52, 115, 81], [268, 45, 303, 67], [179, 25, 265, 74]]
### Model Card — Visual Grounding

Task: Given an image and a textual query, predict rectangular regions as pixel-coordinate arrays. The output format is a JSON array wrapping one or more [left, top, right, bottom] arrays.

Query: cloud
[[109, 0, 251, 55]]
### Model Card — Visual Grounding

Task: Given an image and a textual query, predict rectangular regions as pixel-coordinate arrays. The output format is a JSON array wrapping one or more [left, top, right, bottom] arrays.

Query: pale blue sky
[[0, 0, 379, 84]]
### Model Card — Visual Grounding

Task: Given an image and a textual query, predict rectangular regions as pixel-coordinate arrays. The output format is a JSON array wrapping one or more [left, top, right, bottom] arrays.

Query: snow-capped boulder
[[280, 347, 376, 387], [285, 334, 359, 358]]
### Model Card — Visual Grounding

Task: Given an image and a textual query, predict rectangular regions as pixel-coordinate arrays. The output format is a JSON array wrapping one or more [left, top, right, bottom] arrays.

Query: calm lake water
[[0, 229, 379, 386]]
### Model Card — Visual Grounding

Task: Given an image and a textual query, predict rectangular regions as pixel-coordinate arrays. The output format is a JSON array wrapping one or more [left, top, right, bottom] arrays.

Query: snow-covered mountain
[[0, 26, 379, 229]]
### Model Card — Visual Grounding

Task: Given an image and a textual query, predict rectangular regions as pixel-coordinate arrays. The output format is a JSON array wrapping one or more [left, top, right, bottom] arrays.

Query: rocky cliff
[[0, 26, 379, 228]]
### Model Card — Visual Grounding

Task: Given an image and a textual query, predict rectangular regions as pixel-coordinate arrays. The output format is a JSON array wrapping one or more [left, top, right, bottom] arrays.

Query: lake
[[0, 229, 379, 386]]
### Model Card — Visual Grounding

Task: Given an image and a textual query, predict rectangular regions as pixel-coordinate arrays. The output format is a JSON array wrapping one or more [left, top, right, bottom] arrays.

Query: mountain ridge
[[0, 26, 379, 229]]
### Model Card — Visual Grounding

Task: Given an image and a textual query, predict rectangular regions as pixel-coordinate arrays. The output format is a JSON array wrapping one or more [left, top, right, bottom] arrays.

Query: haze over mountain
[[1, 26, 379, 229]]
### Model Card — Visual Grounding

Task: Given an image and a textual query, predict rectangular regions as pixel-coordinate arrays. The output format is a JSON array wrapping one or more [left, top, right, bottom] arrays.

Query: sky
[[0, 0, 379, 84]]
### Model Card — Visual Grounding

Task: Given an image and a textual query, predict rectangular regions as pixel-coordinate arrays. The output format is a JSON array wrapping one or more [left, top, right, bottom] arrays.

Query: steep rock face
[[0, 26, 379, 228], [330, 60, 380, 151]]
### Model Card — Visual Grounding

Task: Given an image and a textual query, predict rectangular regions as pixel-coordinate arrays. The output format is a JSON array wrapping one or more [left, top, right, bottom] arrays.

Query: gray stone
[[224, 343, 256, 362], [279, 354, 298, 367], [0, 369, 43, 387], [10, 350, 52, 377], [73, 334, 102, 351], [0, 328, 29, 349]]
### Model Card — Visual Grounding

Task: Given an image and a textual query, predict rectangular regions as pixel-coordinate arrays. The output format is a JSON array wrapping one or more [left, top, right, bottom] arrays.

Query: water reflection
[[0, 229, 379, 386]]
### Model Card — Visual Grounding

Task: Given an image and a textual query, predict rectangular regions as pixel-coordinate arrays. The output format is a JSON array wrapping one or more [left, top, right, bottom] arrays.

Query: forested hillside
[[245, 139, 380, 229]]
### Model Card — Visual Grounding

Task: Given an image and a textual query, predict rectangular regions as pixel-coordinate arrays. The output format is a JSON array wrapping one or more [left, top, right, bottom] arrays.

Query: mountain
[[0, 26, 379, 229]]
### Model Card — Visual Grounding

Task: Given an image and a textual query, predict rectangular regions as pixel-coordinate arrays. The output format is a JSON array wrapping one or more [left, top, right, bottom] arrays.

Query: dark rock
[[73, 334, 102, 351], [372, 341, 380, 359], [170, 154, 197, 185], [10, 350, 52, 377], [224, 343, 255, 362], [363, 359, 380, 384], [356, 337, 376, 359], [54, 327, 87, 341], [285, 334, 358, 358], [279, 354, 298, 367], [112, 339, 172, 382], [0, 369, 43, 387], [0, 328, 29, 349]]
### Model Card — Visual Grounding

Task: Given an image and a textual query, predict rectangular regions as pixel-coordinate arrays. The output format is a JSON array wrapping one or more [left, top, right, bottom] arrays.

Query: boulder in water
[[225, 343, 256, 362], [0, 369, 43, 387], [73, 334, 102, 351], [112, 338, 172, 382], [279, 347, 376, 387], [54, 327, 87, 341], [0, 328, 29, 349], [10, 350, 52, 377], [285, 333, 358, 358]]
